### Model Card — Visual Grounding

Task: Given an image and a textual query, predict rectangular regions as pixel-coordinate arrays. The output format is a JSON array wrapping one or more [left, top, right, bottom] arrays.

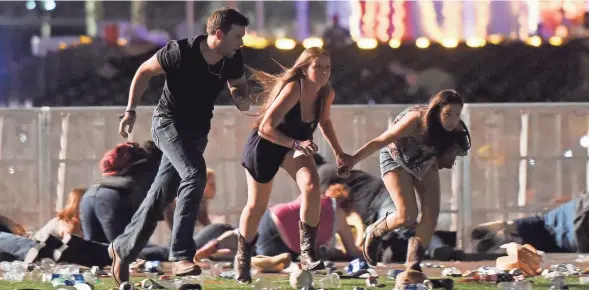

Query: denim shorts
[[379, 147, 401, 177]]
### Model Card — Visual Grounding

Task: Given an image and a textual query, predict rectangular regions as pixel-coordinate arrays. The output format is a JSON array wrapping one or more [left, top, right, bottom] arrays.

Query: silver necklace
[[208, 59, 226, 79]]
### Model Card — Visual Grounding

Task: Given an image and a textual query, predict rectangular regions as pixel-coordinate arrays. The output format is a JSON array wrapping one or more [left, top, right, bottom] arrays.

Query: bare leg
[[401, 168, 440, 272], [280, 152, 321, 226], [193, 230, 238, 262], [471, 221, 508, 240], [380, 168, 420, 230], [235, 170, 274, 283], [238, 170, 273, 242], [413, 168, 441, 247], [281, 152, 324, 270], [394, 168, 440, 287], [362, 168, 417, 266]]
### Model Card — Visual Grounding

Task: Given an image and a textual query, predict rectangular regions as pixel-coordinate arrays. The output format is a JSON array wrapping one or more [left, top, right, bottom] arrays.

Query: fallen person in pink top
[[192, 184, 363, 264]]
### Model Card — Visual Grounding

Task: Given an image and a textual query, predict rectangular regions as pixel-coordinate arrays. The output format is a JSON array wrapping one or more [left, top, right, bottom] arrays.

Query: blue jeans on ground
[[0, 232, 38, 261], [513, 198, 578, 252], [255, 210, 298, 258], [113, 114, 208, 262], [543, 198, 578, 252], [80, 186, 134, 244]]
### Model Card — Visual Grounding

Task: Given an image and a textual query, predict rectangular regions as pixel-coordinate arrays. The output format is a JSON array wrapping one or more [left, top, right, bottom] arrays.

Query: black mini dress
[[241, 78, 321, 183]]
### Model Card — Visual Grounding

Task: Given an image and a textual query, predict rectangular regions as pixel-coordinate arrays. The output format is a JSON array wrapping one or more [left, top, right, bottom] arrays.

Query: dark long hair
[[421, 90, 465, 154], [249, 47, 332, 128]]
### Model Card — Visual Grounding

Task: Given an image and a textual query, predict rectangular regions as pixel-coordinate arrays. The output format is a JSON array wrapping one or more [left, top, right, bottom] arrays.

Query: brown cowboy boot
[[406, 237, 426, 271], [394, 237, 428, 288], [362, 213, 392, 266], [299, 221, 325, 271], [234, 232, 257, 284]]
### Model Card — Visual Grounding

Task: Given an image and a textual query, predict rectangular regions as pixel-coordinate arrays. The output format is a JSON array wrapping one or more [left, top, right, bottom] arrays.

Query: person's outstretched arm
[[351, 111, 420, 166]]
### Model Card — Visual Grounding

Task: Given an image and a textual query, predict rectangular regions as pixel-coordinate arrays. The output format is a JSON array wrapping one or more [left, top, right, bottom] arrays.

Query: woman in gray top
[[347, 90, 471, 284]]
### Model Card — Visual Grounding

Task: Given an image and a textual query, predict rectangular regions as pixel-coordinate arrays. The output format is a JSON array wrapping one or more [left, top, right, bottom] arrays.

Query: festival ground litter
[[2, 244, 589, 289]]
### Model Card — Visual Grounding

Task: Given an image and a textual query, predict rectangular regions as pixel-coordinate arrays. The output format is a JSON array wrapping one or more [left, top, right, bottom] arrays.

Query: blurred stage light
[[43, 0, 56, 11], [526, 35, 542, 47], [59, 42, 67, 50], [580, 135, 589, 148], [79, 35, 92, 44], [302, 37, 324, 49], [488, 34, 503, 45], [117, 38, 128, 46], [26, 0, 36, 10], [466, 38, 486, 48], [549, 36, 563, 46], [275, 38, 296, 50], [243, 34, 269, 49], [388, 39, 401, 48], [415, 37, 430, 49], [356, 38, 378, 49], [441, 38, 458, 48]]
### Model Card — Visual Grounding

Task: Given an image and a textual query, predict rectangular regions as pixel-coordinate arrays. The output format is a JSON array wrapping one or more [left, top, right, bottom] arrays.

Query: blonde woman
[[235, 47, 352, 283]]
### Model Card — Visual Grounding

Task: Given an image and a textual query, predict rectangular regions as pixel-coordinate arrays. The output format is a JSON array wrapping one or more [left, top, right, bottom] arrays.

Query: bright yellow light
[[275, 38, 296, 50], [466, 38, 486, 48], [488, 34, 503, 45], [388, 39, 401, 48], [59, 42, 67, 50], [441, 38, 458, 48], [302, 37, 324, 49], [243, 34, 269, 49], [79, 35, 92, 44], [356, 38, 378, 50], [549, 36, 563, 46], [415, 37, 430, 49], [526, 35, 541, 47], [117, 38, 128, 46]]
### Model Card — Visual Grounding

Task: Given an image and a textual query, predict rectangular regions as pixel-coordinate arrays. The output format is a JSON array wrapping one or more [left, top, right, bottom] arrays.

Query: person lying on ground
[[472, 192, 589, 254], [193, 184, 364, 263]]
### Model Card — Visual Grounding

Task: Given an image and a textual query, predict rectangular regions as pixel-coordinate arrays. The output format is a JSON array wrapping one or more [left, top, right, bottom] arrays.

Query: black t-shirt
[[155, 35, 244, 134], [318, 164, 389, 224]]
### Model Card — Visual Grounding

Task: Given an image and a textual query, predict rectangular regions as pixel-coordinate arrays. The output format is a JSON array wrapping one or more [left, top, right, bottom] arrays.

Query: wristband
[[118, 109, 136, 120], [293, 140, 302, 150]]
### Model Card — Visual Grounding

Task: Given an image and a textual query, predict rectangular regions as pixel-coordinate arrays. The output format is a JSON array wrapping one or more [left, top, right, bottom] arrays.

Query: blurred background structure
[[2, 0, 589, 106], [0, 0, 588, 250]]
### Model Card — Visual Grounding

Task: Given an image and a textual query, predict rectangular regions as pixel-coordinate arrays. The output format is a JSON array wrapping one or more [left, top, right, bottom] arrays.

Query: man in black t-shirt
[[112, 7, 250, 284]]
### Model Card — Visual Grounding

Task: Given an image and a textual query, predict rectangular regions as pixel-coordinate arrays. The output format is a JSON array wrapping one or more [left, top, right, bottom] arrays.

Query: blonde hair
[[324, 184, 349, 201], [56, 188, 86, 226], [249, 47, 332, 128], [324, 183, 353, 213], [206, 168, 215, 180], [204, 168, 216, 200]]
